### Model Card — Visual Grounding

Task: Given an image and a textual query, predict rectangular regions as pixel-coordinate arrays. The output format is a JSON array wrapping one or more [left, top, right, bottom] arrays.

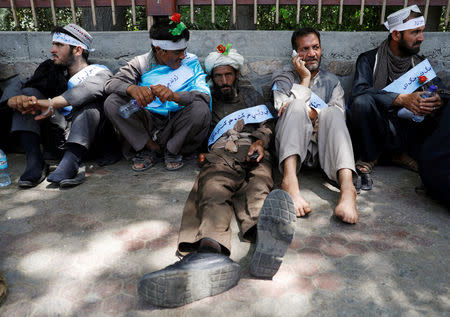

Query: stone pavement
[[0, 153, 448, 317]]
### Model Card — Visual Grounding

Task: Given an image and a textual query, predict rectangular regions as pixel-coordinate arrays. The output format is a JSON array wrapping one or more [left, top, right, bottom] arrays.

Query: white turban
[[384, 5, 425, 33], [204, 48, 245, 75]]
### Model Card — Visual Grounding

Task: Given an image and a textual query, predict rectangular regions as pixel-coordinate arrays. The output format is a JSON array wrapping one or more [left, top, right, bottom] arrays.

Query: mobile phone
[[292, 50, 298, 57], [249, 153, 259, 161]]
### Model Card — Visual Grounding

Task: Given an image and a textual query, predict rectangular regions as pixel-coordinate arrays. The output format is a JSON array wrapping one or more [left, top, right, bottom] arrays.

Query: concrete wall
[[1, 31, 449, 100]]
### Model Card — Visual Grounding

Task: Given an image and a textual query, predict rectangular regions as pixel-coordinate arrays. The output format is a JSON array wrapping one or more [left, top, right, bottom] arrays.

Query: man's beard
[[305, 57, 321, 72], [54, 51, 75, 68], [398, 37, 421, 56], [214, 82, 238, 101]]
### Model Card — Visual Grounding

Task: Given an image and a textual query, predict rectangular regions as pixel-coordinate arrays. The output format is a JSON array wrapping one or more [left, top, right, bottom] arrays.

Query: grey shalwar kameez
[[273, 67, 355, 182]]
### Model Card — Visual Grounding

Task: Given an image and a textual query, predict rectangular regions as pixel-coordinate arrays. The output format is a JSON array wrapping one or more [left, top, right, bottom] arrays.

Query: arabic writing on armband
[[402, 66, 432, 90]]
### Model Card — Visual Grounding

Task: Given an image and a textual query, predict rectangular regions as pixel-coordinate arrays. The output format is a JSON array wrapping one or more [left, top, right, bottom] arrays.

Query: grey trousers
[[11, 87, 101, 150], [276, 99, 355, 182], [104, 93, 211, 155]]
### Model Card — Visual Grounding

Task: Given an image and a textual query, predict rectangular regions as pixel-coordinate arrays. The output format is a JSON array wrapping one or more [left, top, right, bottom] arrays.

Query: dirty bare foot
[[335, 168, 358, 224], [281, 175, 312, 217], [335, 185, 358, 224]]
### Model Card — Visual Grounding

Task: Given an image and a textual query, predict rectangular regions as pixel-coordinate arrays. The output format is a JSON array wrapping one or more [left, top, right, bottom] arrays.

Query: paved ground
[[0, 153, 448, 317]]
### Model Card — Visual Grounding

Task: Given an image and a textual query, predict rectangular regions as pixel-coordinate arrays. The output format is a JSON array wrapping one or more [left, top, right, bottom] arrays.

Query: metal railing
[[0, 0, 448, 29]]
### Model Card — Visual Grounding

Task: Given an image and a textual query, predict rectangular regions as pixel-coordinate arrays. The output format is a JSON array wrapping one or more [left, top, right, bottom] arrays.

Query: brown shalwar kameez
[[177, 83, 274, 255]]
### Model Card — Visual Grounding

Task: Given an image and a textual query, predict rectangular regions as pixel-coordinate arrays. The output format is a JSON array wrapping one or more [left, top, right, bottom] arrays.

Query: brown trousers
[[177, 149, 273, 255]]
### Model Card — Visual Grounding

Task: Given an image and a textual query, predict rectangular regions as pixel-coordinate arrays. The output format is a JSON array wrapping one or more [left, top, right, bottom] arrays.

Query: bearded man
[[347, 5, 447, 190], [137, 46, 296, 308], [1, 24, 112, 188], [273, 27, 358, 224]]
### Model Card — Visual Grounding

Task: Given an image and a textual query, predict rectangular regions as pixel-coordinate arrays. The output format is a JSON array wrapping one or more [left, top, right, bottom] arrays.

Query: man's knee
[[349, 95, 376, 117], [285, 99, 308, 120], [104, 93, 127, 120], [319, 106, 344, 121], [187, 101, 211, 126]]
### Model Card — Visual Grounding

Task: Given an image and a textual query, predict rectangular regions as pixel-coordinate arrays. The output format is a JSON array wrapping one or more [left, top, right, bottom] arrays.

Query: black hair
[[291, 27, 321, 50], [149, 17, 190, 54], [51, 26, 89, 62]]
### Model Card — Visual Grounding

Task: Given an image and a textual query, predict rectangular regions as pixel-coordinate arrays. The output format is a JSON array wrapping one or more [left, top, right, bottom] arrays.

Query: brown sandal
[[391, 153, 418, 173]]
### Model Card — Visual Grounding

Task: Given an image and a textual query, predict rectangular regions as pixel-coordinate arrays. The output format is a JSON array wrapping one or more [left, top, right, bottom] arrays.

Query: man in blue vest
[[103, 15, 211, 171], [2, 24, 112, 188]]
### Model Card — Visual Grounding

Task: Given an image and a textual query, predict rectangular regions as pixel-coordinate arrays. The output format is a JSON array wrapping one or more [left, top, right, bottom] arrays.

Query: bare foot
[[334, 185, 358, 224], [281, 176, 312, 217]]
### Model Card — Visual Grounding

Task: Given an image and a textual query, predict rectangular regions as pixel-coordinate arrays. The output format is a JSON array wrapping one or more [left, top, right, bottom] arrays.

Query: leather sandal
[[132, 149, 160, 172], [164, 151, 183, 171], [355, 160, 375, 191], [391, 153, 418, 173]]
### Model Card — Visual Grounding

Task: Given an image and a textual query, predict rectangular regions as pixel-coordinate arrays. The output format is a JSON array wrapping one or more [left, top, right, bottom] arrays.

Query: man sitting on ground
[[347, 5, 446, 190], [103, 14, 211, 171], [273, 27, 358, 224], [138, 46, 296, 308], [2, 24, 112, 188]]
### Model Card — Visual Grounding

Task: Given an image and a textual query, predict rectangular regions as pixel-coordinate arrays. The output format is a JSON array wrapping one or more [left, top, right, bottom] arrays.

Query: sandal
[[132, 149, 159, 172], [355, 160, 375, 191], [164, 151, 184, 171], [391, 153, 418, 173]]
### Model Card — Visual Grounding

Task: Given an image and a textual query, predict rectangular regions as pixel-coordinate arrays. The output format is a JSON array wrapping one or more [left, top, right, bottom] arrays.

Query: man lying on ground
[[138, 46, 296, 308]]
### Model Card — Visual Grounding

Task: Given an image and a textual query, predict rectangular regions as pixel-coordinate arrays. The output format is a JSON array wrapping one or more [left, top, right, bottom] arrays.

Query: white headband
[[52, 32, 94, 51], [151, 39, 188, 50], [385, 16, 425, 33]]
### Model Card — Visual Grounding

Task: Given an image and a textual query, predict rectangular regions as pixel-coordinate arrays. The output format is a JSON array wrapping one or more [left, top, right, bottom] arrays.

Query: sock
[[198, 238, 222, 254], [19, 132, 44, 182], [47, 143, 87, 183]]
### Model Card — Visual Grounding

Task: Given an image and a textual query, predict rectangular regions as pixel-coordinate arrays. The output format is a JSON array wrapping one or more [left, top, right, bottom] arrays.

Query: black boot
[[138, 252, 241, 308], [47, 143, 87, 186], [18, 132, 48, 188]]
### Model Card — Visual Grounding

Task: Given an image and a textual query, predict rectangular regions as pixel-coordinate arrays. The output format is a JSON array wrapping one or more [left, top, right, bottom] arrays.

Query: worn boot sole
[[250, 189, 296, 279], [138, 253, 241, 308]]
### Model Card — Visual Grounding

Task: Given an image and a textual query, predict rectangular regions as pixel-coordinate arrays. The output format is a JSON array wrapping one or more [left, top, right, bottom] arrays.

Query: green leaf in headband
[[169, 22, 187, 36], [223, 44, 232, 56]]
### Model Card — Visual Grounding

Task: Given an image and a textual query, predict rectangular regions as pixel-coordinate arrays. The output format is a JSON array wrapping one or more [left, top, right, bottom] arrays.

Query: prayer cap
[[63, 24, 94, 51], [384, 5, 425, 33], [204, 45, 244, 75]]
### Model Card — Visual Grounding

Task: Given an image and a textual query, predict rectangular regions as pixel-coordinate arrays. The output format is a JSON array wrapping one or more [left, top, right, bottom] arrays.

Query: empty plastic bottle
[[119, 99, 141, 118], [0, 149, 11, 187], [398, 85, 437, 123]]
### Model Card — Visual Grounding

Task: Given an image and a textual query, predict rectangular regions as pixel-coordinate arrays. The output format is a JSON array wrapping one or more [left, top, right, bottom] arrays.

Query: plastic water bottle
[[398, 85, 437, 123], [119, 99, 141, 118], [0, 149, 11, 187]]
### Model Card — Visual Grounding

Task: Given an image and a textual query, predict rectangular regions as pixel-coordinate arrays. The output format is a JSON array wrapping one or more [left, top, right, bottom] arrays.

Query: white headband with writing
[[385, 16, 425, 33], [52, 32, 92, 51], [151, 39, 188, 50]]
